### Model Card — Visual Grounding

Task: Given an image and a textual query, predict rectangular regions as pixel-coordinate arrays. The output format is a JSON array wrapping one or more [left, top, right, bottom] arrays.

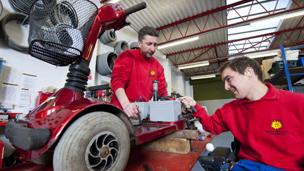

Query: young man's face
[[221, 67, 252, 99], [139, 35, 157, 58]]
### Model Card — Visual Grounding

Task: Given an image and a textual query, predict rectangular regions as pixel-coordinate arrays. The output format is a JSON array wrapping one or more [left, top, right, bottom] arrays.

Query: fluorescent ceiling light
[[246, 52, 278, 59], [178, 60, 209, 70], [251, 9, 304, 26], [228, 49, 279, 60], [158, 36, 199, 49], [191, 74, 216, 80], [104, 0, 121, 3]]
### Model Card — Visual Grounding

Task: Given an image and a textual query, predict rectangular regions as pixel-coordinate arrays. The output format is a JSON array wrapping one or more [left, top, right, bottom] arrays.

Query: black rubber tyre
[[53, 112, 130, 171]]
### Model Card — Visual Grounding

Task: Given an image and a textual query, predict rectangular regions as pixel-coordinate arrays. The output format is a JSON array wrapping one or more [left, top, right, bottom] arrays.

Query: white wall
[[0, 1, 70, 113], [185, 80, 193, 97], [0, 1, 70, 89], [199, 98, 233, 114], [154, 51, 172, 95], [169, 61, 192, 96]]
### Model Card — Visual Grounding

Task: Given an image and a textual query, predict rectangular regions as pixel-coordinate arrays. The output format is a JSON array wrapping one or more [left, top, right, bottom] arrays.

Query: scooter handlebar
[[125, 2, 146, 16]]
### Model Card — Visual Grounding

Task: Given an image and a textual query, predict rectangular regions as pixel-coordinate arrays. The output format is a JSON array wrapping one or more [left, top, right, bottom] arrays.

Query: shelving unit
[[269, 45, 304, 92], [0, 58, 3, 73], [269, 67, 304, 86]]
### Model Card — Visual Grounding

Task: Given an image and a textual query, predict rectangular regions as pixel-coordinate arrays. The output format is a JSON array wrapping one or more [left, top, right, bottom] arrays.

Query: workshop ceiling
[[119, 0, 304, 78]]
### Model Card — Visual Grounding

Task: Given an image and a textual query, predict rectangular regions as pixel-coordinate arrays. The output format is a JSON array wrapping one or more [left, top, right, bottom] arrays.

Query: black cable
[[0, 13, 29, 53]]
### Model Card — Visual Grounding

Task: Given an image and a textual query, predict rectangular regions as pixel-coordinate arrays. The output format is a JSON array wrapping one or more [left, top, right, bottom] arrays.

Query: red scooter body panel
[[15, 3, 132, 160], [17, 88, 117, 159]]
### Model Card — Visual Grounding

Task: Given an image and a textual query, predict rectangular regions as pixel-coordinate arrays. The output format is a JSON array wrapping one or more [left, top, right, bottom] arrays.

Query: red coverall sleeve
[[157, 65, 168, 97], [193, 103, 229, 135], [111, 52, 132, 93]]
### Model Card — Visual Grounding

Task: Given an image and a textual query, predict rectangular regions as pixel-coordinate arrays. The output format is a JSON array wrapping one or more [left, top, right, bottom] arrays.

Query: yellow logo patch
[[150, 70, 156, 76], [271, 120, 282, 130]]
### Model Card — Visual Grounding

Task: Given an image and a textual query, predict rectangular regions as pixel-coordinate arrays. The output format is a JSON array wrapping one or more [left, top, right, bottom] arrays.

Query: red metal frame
[[155, 0, 304, 72], [182, 39, 304, 77], [157, 0, 303, 46], [0, 140, 3, 167], [83, 3, 126, 61], [17, 88, 101, 159], [135, 120, 185, 145], [169, 25, 304, 66], [157, 0, 253, 31]]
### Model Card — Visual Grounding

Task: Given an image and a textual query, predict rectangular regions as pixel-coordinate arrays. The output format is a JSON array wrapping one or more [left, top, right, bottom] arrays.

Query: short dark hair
[[138, 26, 159, 41], [219, 57, 263, 81]]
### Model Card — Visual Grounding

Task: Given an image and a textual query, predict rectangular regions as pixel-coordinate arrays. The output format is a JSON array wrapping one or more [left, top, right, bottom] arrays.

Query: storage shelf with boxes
[[264, 45, 304, 93]]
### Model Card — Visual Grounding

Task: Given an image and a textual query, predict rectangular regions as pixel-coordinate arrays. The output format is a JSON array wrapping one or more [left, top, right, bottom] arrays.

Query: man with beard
[[180, 57, 304, 171], [111, 26, 168, 118]]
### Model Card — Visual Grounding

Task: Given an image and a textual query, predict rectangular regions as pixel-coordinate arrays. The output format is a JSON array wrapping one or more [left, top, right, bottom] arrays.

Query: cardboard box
[[261, 58, 274, 80]]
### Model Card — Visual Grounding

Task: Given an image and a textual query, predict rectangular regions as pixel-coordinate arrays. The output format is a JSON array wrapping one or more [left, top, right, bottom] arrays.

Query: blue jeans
[[231, 159, 285, 171]]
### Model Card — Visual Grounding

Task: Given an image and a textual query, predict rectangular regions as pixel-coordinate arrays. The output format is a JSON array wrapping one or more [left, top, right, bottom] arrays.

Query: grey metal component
[[85, 131, 119, 170], [134, 102, 150, 120], [129, 42, 139, 49], [152, 80, 158, 101], [96, 52, 117, 75], [0, 134, 15, 158], [99, 29, 116, 46], [5, 120, 51, 150], [149, 100, 182, 122], [114, 41, 129, 55]]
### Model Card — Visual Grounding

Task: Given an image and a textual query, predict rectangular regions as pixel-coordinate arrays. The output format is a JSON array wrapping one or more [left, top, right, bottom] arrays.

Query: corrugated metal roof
[[117, 0, 304, 77], [269, 15, 304, 48], [161, 29, 227, 55], [270, 0, 304, 48], [119, 0, 227, 70], [119, 0, 224, 31]]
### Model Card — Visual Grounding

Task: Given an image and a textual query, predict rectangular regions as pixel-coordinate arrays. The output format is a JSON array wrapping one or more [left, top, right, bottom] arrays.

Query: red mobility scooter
[[4, 0, 189, 170]]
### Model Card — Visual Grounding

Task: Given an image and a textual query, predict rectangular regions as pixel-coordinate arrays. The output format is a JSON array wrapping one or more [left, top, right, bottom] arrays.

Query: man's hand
[[122, 103, 139, 118], [115, 88, 140, 118], [179, 96, 197, 109]]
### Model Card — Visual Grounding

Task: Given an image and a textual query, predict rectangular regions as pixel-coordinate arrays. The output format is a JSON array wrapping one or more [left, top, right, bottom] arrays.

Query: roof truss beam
[[157, 0, 303, 46]]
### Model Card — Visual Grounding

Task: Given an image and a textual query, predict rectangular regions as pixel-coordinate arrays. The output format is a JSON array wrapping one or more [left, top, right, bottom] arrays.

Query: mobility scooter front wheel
[[53, 111, 130, 171]]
